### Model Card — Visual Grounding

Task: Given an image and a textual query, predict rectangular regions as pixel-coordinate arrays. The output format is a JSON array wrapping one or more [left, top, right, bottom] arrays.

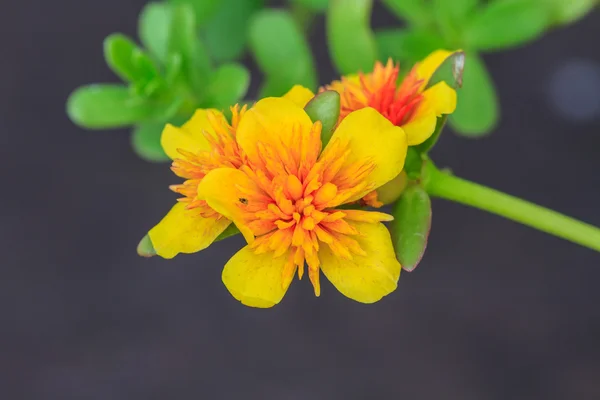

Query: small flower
[[142, 105, 247, 259], [197, 97, 407, 307], [326, 50, 458, 146]]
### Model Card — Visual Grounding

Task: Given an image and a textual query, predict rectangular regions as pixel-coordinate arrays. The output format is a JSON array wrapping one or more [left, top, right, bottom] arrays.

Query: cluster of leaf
[[66, 0, 330, 161], [329, 0, 597, 136]]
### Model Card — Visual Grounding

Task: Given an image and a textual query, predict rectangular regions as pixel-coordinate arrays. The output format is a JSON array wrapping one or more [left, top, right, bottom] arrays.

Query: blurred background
[[2, 0, 600, 399]]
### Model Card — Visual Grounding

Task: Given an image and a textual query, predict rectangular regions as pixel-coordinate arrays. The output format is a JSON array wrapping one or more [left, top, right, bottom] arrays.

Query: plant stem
[[423, 162, 600, 253]]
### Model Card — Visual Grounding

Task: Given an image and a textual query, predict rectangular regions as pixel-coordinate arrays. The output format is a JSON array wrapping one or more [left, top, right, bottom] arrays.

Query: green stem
[[424, 162, 600, 253]]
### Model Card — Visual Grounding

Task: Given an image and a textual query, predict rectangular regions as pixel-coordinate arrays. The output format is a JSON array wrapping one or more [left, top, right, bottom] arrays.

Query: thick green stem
[[424, 163, 600, 253]]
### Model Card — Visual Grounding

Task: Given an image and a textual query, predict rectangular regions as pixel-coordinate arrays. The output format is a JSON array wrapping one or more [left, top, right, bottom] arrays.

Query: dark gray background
[[2, 1, 600, 399]]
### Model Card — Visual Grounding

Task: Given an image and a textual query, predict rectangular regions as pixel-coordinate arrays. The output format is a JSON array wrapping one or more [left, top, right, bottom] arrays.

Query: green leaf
[[381, 0, 431, 27], [249, 10, 317, 96], [375, 29, 445, 65], [449, 53, 499, 136], [137, 234, 156, 257], [215, 224, 241, 242], [204, 63, 250, 109], [202, 0, 264, 63], [131, 122, 170, 162], [426, 50, 465, 90], [139, 2, 172, 63], [168, 4, 212, 93], [104, 34, 159, 84], [403, 147, 423, 179], [327, 0, 378, 75], [432, 0, 477, 43], [168, 0, 220, 26], [391, 185, 432, 272], [304, 90, 340, 146], [416, 115, 448, 154], [433, 0, 478, 22], [543, 0, 598, 25], [464, 0, 551, 51], [67, 84, 156, 129], [289, 0, 329, 11]]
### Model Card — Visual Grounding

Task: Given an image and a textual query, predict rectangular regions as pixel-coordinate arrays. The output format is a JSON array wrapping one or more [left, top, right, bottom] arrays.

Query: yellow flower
[[197, 96, 407, 307], [325, 50, 458, 146], [143, 105, 247, 259]]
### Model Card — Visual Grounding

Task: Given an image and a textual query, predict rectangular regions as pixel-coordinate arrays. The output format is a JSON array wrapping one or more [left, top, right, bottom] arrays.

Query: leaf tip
[[137, 234, 156, 257]]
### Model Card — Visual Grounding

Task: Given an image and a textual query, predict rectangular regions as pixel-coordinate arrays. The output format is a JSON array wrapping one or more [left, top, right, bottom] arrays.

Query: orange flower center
[[170, 106, 247, 218], [234, 121, 392, 295], [336, 60, 425, 127]]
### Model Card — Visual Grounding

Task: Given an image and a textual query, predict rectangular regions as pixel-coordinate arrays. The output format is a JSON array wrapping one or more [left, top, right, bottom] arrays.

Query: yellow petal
[[402, 81, 457, 146], [326, 107, 407, 201], [283, 85, 315, 108], [422, 81, 457, 115], [197, 167, 261, 243], [148, 203, 231, 259], [161, 109, 225, 160], [222, 245, 292, 308], [319, 221, 401, 303], [401, 108, 437, 146], [416, 49, 454, 87], [235, 97, 313, 165]]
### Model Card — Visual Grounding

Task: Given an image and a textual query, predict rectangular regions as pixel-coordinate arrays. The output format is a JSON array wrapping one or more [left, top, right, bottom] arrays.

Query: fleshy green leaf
[[168, 0, 220, 26], [544, 0, 598, 25], [381, 0, 431, 27], [168, 4, 212, 93], [204, 63, 250, 110], [137, 234, 157, 257], [432, 0, 478, 22], [391, 185, 432, 272], [215, 224, 241, 242], [304, 90, 340, 146], [426, 50, 465, 90], [67, 84, 156, 129], [403, 147, 423, 179], [249, 10, 317, 96], [104, 34, 159, 84], [375, 29, 445, 65], [449, 53, 499, 136], [131, 122, 170, 162], [327, 0, 378, 75], [289, 0, 329, 11], [202, 0, 264, 63], [464, 0, 551, 51], [432, 0, 478, 43], [139, 2, 172, 63], [416, 115, 448, 154]]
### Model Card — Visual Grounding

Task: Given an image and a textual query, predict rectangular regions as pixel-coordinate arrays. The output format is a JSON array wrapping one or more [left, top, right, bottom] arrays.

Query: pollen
[[170, 105, 247, 218], [328, 59, 425, 127], [233, 121, 393, 297]]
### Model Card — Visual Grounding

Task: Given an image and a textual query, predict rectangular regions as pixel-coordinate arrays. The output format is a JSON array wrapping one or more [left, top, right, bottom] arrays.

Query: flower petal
[[319, 221, 401, 303], [235, 97, 313, 166], [222, 245, 292, 308], [197, 167, 262, 243], [402, 81, 457, 145], [283, 85, 315, 108], [148, 203, 231, 259], [422, 81, 457, 115], [401, 108, 437, 146], [415, 49, 454, 87], [161, 109, 225, 160], [325, 107, 407, 200]]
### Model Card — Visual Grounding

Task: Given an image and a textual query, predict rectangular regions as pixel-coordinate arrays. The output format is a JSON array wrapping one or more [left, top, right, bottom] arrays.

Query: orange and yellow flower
[[326, 50, 458, 146], [140, 87, 409, 307], [197, 97, 407, 307]]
